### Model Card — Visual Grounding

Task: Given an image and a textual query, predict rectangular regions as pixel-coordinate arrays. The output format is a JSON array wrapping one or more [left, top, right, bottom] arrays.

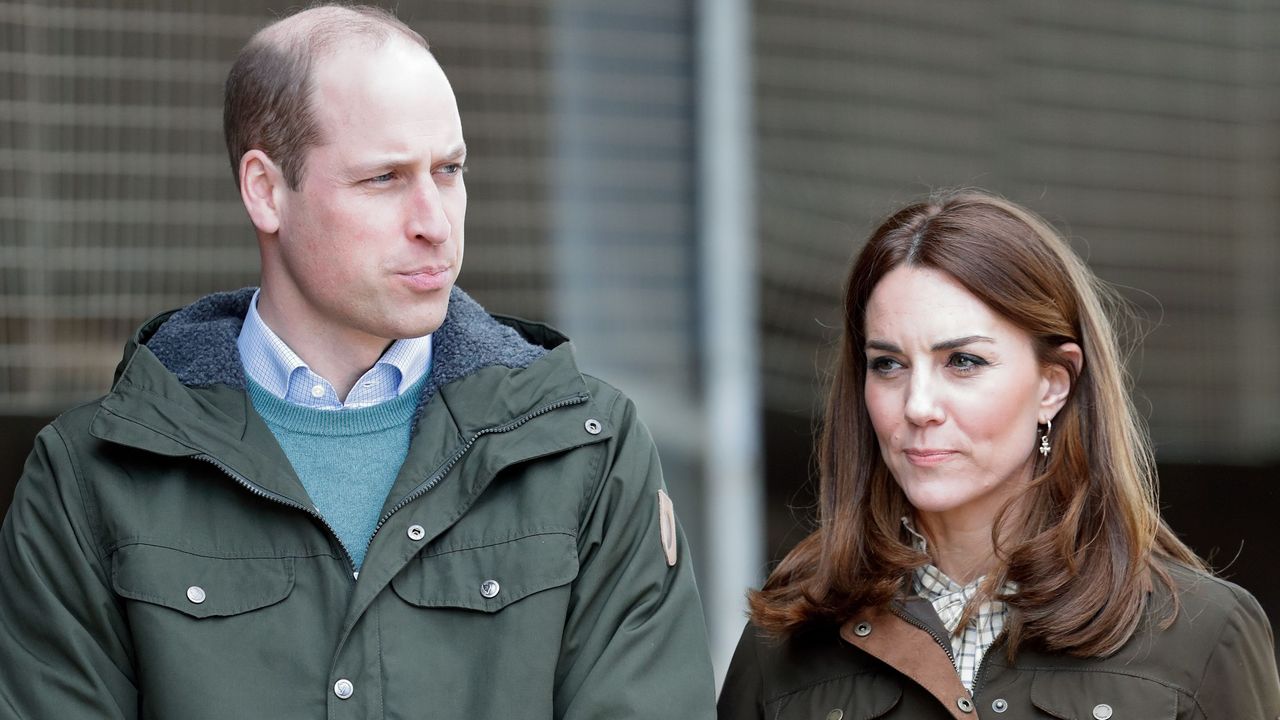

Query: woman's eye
[[948, 353, 987, 371], [869, 356, 903, 374]]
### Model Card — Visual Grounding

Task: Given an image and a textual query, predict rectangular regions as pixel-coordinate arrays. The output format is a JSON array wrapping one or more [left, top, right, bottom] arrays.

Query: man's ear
[[239, 150, 285, 235], [1040, 342, 1083, 423]]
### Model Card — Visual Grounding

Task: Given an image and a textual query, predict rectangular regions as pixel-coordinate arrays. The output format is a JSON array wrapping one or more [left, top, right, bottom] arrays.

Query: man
[[0, 5, 716, 718]]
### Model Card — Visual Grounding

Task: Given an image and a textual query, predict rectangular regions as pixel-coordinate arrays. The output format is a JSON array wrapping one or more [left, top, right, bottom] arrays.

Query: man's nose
[[407, 180, 451, 244], [903, 371, 945, 426]]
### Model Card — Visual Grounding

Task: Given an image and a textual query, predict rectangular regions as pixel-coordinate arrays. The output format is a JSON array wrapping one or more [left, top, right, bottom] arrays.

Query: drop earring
[[1039, 419, 1052, 457]]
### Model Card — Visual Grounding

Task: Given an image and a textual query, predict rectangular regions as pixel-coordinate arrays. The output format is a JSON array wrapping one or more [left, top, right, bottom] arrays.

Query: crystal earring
[[1039, 419, 1052, 457]]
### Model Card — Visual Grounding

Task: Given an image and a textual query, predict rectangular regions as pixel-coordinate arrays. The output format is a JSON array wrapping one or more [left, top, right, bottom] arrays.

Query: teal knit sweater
[[247, 376, 425, 570]]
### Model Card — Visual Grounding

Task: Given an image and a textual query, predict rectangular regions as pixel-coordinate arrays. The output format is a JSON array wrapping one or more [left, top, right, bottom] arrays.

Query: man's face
[[270, 38, 466, 349]]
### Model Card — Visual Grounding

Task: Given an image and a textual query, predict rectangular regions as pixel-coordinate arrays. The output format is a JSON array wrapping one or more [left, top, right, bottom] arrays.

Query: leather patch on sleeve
[[657, 489, 677, 567]]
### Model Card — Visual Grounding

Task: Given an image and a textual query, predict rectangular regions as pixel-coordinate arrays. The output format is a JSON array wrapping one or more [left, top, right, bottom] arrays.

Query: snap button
[[956, 697, 974, 713], [584, 418, 602, 435], [1093, 704, 1113, 720], [333, 678, 354, 699], [407, 524, 425, 541], [853, 621, 871, 637], [480, 579, 500, 598], [186, 585, 206, 604], [825, 710, 843, 720], [992, 698, 1008, 713]]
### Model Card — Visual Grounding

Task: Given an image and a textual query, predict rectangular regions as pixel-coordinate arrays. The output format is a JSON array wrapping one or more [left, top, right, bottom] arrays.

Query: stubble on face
[[259, 34, 467, 381]]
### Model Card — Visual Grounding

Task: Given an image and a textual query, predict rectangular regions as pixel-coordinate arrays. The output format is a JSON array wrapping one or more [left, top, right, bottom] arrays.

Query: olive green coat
[[0, 288, 717, 719], [719, 564, 1280, 719]]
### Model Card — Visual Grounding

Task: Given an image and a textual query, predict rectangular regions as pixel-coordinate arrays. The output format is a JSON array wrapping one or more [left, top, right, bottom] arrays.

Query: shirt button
[[186, 585, 206, 604], [311, 384, 325, 398], [992, 698, 1008, 713], [956, 697, 974, 713], [1093, 704, 1113, 720], [407, 524, 425, 541], [333, 678, 354, 700], [480, 579, 500, 598]]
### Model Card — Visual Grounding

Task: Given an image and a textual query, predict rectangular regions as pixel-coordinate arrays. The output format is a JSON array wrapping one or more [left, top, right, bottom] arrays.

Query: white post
[[697, 0, 764, 689]]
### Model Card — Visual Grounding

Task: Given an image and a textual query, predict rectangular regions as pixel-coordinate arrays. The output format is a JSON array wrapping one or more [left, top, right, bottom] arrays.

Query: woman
[[719, 191, 1280, 719]]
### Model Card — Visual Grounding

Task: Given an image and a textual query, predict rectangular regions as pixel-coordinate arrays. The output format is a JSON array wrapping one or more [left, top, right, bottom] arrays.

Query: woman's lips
[[903, 449, 958, 466]]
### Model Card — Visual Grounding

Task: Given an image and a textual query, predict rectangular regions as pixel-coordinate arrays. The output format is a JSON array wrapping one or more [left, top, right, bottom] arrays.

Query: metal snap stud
[[1092, 704, 1113, 720], [407, 524, 425, 541], [186, 585, 206, 604], [992, 698, 1008, 713], [853, 621, 871, 637], [956, 696, 974, 713], [825, 710, 843, 720], [480, 579, 500, 598], [584, 418, 602, 435], [333, 678, 354, 699]]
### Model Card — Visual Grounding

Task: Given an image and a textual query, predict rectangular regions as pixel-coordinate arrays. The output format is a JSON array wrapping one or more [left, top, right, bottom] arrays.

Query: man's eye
[[438, 163, 465, 176], [365, 172, 395, 184]]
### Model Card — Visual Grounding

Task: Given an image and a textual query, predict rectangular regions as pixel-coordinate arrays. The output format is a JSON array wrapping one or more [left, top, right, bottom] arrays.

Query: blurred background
[[2, 0, 1278, 682]]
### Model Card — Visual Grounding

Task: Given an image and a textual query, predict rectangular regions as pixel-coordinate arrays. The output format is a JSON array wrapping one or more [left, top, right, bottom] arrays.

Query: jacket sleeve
[[717, 623, 767, 719], [0, 423, 138, 718], [554, 391, 717, 719], [1193, 582, 1280, 718]]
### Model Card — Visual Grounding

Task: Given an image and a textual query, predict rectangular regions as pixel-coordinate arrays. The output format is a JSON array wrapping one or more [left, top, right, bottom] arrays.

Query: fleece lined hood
[[140, 286, 548, 420]]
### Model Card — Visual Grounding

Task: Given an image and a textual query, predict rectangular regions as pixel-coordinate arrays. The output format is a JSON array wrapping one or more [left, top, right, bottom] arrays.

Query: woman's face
[[863, 266, 1071, 531]]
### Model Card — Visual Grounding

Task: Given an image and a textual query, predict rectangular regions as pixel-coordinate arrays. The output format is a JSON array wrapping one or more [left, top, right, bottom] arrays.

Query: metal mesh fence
[[754, 0, 1280, 461]]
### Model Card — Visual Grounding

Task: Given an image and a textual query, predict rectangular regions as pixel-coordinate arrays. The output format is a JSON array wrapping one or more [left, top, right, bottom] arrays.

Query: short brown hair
[[750, 190, 1204, 657], [223, 4, 429, 190]]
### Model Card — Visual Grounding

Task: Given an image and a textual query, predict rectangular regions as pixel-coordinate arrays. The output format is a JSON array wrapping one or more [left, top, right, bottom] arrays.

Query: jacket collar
[[92, 286, 580, 463]]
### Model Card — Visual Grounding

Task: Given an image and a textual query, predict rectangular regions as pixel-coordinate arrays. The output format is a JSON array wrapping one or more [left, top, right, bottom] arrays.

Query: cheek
[[863, 383, 900, 440], [958, 379, 1040, 453]]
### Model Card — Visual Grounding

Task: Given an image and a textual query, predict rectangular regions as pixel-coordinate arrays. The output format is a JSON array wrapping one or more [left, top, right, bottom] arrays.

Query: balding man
[[0, 5, 716, 718]]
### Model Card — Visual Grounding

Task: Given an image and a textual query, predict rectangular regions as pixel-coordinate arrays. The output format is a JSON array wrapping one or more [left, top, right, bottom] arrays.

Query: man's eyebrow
[[440, 143, 467, 161], [864, 335, 995, 353]]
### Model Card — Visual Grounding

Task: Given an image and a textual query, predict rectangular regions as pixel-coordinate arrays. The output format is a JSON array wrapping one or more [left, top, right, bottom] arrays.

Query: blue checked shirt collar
[[903, 517, 1015, 693], [236, 289, 432, 410]]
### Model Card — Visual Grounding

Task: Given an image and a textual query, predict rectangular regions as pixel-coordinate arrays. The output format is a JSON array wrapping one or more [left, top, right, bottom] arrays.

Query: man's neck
[[255, 291, 390, 402]]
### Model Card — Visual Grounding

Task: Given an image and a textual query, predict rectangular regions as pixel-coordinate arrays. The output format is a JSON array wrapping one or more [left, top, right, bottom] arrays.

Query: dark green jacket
[[0, 288, 717, 719], [719, 564, 1280, 719]]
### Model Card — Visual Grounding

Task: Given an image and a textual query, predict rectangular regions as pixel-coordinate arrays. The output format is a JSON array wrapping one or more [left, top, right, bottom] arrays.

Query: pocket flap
[[1031, 669, 1178, 719], [392, 531, 578, 612], [767, 673, 901, 719], [112, 544, 295, 619]]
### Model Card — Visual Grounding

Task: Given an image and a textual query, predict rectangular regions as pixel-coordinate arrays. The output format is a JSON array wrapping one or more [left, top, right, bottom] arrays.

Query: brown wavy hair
[[750, 190, 1205, 657]]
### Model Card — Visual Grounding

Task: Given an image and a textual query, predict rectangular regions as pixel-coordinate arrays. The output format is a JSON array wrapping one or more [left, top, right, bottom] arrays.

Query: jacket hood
[[124, 286, 551, 423]]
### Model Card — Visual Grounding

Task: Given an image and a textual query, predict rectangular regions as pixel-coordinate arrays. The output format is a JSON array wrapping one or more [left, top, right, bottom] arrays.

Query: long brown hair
[[751, 190, 1204, 657]]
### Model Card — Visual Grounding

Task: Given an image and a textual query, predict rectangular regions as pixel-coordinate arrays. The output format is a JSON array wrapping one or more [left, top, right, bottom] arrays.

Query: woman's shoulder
[[1155, 561, 1270, 632]]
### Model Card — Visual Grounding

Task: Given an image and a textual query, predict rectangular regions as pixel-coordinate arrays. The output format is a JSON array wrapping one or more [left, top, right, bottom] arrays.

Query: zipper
[[369, 393, 590, 539], [192, 453, 359, 574], [889, 601, 957, 665], [969, 629, 1006, 700]]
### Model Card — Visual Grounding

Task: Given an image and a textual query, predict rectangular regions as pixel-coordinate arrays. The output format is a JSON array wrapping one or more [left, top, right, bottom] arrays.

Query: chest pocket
[[111, 543, 295, 619], [766, 673, 901, 720], [1031, 670, 1179, 719], [391, 530, 579, 612]]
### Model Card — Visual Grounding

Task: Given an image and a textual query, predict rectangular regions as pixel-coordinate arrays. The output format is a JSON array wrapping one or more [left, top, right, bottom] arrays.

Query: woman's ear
[[1040, 342, 1083, 423], [239, 149, 284, 235]]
